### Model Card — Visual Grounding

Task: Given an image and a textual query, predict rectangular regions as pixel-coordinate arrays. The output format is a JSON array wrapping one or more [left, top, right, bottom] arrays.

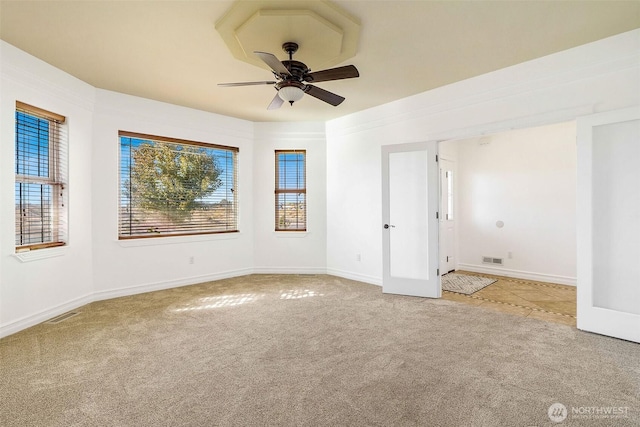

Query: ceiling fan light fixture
[[278, 85, 305, 105]]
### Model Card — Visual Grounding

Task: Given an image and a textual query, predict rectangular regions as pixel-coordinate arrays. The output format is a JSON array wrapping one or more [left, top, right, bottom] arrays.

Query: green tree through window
[[126, 143, 222, 222], [119, 132, 238, 238]]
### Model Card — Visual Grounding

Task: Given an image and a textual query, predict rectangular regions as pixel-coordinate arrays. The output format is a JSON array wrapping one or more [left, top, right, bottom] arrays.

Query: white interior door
[[382, 142, 440, 297], [439, 159, 456, 274], [576, 106, 640, 343]]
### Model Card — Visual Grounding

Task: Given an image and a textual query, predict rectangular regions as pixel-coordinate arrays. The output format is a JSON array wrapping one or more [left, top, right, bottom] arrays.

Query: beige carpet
[[1, 274, 638, 426]]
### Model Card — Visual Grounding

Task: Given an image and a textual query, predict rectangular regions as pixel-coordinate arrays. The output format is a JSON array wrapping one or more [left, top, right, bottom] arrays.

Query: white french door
[[381, 142, 440, 298], [576, 106, 640, 343]]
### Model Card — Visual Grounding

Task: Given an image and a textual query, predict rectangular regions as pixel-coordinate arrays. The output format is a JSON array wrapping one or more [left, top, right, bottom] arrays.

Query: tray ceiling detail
[[216, 1, 360, 71]]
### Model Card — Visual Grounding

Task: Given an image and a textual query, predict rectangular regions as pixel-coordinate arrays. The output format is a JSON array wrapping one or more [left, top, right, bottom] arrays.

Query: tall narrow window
[[446, 170, 454, 220], [15, 102, 67, 251], [275, 150, 306, 231], [119, 131, 238, 238]]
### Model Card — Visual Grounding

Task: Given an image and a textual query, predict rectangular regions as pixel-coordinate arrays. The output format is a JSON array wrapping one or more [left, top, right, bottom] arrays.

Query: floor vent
[[46, 311, 80, 324], [482, 256, 504, 265]]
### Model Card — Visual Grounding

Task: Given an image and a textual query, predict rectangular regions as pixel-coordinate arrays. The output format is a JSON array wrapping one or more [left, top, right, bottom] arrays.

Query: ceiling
[[1, 1, 638, 123]]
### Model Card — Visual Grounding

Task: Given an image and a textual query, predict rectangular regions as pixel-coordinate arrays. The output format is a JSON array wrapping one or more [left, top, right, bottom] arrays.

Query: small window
[[15, 102, 67, 251], [275, 150, 306, 231], [446, 169, 454, 220], [119, 132, 238, 239]]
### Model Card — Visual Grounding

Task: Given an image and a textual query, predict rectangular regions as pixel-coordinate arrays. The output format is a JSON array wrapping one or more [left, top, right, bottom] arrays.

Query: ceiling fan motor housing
[[281, 60, 310, 80]]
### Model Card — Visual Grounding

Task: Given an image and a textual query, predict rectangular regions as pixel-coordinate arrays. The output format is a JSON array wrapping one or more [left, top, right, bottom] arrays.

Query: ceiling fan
[[218, 42, 359, 109]]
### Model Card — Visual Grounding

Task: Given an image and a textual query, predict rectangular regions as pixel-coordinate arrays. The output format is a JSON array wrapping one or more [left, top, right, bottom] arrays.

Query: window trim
[[16, 101, 66, 124], [118, 131, 240, 240], [118, 229, 239, 241], [119, 131, 238, 153], [15, 102, 67, 251], [274, 149, 307, 232]]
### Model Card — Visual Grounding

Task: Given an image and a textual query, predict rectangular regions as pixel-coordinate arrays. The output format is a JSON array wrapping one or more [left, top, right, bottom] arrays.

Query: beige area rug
[[442, 272, 497, 294], [1, 274, 639, 427]]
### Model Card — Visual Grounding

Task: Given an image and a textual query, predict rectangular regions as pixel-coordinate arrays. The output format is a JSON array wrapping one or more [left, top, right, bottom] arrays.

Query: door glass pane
[[592, 119, 640, 315], [389, 150, 429, 280]]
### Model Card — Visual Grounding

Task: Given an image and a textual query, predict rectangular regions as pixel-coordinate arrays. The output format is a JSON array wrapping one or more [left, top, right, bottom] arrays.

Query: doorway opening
[[438, 121, 577, 325], [441, 272, 576, 326]]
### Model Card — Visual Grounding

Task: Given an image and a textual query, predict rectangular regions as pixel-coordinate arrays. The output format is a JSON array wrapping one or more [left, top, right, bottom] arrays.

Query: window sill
[[274, 231, 309, 238], [118, 232, 241, 247], [14, 246, 67, 262]]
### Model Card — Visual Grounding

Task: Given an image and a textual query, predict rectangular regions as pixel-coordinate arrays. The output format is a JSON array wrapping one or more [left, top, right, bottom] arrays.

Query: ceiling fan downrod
[[282, 42, 299, 61]]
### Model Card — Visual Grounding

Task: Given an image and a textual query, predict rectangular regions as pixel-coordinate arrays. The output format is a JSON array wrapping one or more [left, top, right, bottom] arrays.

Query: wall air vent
[[482, 256, 503, 265]]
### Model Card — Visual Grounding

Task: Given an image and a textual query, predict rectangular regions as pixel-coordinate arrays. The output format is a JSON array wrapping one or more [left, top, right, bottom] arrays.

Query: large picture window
[[275, 150, 306, 231], [119, 132, 238, 238], [15, 102, 67, 251]]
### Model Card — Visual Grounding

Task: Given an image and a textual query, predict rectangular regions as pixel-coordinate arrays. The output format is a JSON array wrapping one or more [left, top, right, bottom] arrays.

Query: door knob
[[383, 224, 395, 229]]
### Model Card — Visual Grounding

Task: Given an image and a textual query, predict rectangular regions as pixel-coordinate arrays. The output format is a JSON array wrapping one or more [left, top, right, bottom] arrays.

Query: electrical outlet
[[189, 256, 195, 264], [356, 253, 361, 262], [508, 251, 513, 259]]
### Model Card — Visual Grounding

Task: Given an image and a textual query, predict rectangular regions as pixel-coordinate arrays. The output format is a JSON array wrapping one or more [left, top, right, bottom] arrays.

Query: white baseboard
[[0, 293, 94, 339], [1, 267, 384, 339], [252, 267, 327, 275], [92, 268, 254, 301], [325, 268, 382, 286], [0, 268, 253, 339], [456, 263, 576, 286]]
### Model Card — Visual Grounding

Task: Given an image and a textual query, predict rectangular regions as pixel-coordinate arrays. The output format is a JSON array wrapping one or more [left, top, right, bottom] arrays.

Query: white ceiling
[[1, 1, 638, 123]]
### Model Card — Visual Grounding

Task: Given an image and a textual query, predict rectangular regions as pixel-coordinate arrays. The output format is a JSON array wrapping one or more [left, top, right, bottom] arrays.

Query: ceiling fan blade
[[304, 85, 345, 106], [267, 92, 284, 110], [218, 81, 276, 87], [254, 51, 291, 76], [305, 65, 359, 83]]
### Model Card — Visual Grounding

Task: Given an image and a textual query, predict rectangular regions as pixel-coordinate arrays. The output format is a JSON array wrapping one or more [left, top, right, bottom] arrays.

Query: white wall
[[439, 140, 458, 162], [326, 30, 639, 286], [253, 122, 327, 273], [91, 90, 255, 300], [0, 40, 259, 336], [0, 41, 95, 336], [451, 122, 577, 284]]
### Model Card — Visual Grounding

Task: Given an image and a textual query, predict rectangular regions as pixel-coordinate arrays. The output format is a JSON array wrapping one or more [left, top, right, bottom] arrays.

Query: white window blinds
[[15, 102, 68, 251], [119, 131, 239, 238], [275, 150, 306, 231]]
